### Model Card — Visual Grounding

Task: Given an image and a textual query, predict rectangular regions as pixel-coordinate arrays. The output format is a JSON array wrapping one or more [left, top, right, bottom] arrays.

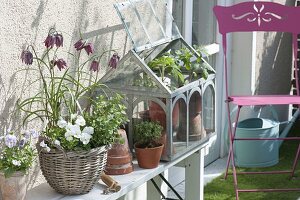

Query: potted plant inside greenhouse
[[147, 46, 211, 141], [147, 51, 182, 131], [134, 121, 164, 169], [100, 0, 216, 161], [18, 28, 128, 195], [175, 46, 211, 141], [0, 129, 37, 200]]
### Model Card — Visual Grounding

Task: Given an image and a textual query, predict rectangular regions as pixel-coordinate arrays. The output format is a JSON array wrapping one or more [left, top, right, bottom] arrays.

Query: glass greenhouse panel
[[114, 0, 181, 52], [99, 0, 216, 161]]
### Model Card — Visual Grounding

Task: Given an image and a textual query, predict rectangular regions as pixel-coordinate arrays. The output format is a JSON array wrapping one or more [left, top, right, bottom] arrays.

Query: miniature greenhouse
[[100, 0, 216, 161]]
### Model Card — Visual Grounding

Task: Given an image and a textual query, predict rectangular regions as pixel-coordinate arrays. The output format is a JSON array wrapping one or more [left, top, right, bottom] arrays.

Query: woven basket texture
[[39, 145, 108, 195]]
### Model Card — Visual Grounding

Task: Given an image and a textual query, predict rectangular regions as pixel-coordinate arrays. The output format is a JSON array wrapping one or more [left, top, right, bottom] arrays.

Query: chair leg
[[224, 105, 242, 180], [291, 143, 300, 178], [224, 132, 232, 180], [224, 105, 242, 200]]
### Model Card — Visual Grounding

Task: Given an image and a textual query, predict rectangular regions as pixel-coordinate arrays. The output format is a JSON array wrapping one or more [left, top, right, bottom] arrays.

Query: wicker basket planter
[[38, 145, 108, 195]]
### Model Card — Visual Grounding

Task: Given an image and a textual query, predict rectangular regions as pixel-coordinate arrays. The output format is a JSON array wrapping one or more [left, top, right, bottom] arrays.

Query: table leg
[[117, 183, 147, 200], [147, 170, 168, 200], [185, 149, 205, 200]]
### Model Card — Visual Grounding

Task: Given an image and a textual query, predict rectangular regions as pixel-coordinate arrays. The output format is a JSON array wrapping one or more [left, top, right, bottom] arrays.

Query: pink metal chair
[[214, 1, 300, 199]]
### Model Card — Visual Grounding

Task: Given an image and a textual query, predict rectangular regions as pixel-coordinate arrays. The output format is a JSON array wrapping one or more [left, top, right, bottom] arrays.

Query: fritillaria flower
[[108, 53, 120, 69], [90, 60, 100, 72], [44, 34, 55, 48], [84, 42, 94, 55], [21, 50, 33, 65], [53, 58, 67, 71], [44, 32, 64, 48], [74, 39, 85, 51], [55, 33, 63, 47]]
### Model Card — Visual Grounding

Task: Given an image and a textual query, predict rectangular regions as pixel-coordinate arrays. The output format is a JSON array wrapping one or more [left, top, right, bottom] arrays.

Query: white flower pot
[[0, 171, 27, 200]]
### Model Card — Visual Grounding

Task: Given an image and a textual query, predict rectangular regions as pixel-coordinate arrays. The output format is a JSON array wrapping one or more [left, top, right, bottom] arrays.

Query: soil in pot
[[135, 143, 164, 169]]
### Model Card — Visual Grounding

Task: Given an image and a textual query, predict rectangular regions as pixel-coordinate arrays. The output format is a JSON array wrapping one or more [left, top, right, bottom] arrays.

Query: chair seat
[[229, 95, 300, 106]]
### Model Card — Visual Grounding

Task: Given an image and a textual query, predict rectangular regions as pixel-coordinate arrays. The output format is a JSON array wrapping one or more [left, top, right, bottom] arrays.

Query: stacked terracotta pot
[[105, 129, 133, 175]]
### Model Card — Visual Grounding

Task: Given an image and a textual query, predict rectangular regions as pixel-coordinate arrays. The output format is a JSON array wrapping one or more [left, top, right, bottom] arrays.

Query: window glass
[[172, 0, 184, 34], [192, 0, 217, 45]]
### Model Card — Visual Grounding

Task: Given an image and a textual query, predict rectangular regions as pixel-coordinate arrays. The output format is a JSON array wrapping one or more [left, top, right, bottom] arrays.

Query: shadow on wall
[[0, 0, 129, 126], [0, 74, 21, 132], [254, 32, 292, 96], [254, 32, 292, 121], [254, 0, 294, 93], [254, 0, 294, 120], [0, 0, 129, 190]]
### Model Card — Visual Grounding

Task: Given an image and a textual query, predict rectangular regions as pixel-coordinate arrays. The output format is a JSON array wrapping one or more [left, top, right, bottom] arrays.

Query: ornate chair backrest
[[213, 2, 300, 98]]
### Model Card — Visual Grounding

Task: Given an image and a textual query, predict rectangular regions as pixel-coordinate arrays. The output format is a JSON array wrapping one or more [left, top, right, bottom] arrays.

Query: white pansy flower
[[71, 114, 78, 120], [40, 140, 51, 152], [45, 146, 51, 152], [75, 115, 86, 126], [80, 132, 92, 145], [57, 117, 68, 128], [65, 131, 73, 141], [68, 124, 81, 138], [82, 126, 94, 135], [12, 160, 21, 166], [65, 122, 73, 131], [54, 140, 60, 146], [40, 140, 47, 148]]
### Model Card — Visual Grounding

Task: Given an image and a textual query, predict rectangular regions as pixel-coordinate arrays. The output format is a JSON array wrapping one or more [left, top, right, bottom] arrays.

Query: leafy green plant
[[134, 121, 163, 148], [0, 129, 37, 178], [84, 94, 128, 148], [175, 46, 210, 84], [18, 28, 113, 128], [148, 52, 184, 88], [148, 46, 212, 89], [18, 28, 125, 152]]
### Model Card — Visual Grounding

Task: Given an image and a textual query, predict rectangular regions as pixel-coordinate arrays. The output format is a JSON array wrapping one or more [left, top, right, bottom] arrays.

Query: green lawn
[[204, 124, 300, 200]]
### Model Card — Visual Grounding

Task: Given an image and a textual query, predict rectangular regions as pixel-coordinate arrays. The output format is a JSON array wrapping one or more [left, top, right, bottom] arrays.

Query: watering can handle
[[258, 105, 278, 122]]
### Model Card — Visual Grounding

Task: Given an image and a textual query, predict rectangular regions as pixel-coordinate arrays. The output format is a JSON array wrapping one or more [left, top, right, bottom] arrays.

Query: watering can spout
[[278, 109, 300, 146]]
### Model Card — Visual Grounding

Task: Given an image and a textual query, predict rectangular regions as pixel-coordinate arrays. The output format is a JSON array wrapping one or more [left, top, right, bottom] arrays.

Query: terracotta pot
[[105, 129, 133, 175], [0, 171, 27, 200], [149, 100, 179, 131], [135, 144, 164, 169], [177, 93, 206, 141]]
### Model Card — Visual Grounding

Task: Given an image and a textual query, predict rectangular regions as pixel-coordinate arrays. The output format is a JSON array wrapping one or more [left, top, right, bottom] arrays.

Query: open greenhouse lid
[[114, 0, 182, 52]]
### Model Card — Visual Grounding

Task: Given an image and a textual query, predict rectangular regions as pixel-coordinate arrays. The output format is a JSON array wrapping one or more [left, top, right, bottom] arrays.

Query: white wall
[[0, 0, 130, 191]]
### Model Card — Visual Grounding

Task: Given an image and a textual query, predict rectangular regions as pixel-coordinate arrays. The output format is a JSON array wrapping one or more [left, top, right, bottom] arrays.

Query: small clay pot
[[149, 100, 179, 131], [105, 129, 133, 175], [0, 171, 28, 200], [135, 144, 164, 169]]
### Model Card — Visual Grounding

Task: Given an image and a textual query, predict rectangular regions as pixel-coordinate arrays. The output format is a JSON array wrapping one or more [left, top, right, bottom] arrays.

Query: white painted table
[[27, 140, 210, 200]]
